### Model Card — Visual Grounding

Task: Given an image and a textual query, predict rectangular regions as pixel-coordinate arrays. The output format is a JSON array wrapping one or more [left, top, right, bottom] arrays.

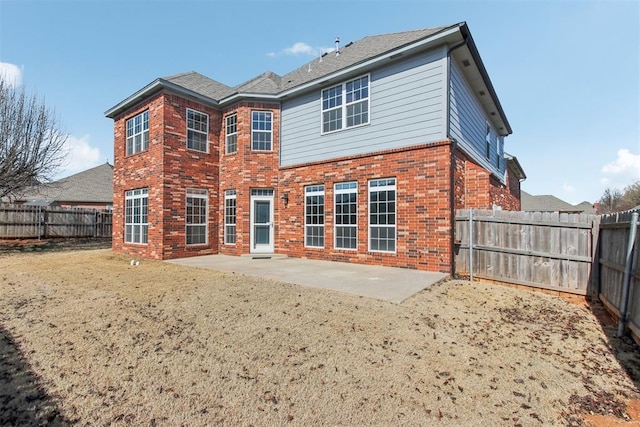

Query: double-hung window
[[126, 111, 149, 155], [225, 113, 237, 154], [251, 111, 272, 151], [186, 189, 207, 245], [334, 182, 357, 249], [124, 188, 148, 244], [187, 109, 208, 152], [369, 178, 396, 252], [224, 189, 237, 244], [322, 75, 369, 133], [305, 185, 324, 248]]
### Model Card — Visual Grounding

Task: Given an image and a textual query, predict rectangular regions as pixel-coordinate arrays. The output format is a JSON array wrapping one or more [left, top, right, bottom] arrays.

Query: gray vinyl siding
[[280, 47, 447, 166], [449, 60, 506, 181]]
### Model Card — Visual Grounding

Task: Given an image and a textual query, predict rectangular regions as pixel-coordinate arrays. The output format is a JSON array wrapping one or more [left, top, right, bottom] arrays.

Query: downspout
[[446, 34, 468, 277]]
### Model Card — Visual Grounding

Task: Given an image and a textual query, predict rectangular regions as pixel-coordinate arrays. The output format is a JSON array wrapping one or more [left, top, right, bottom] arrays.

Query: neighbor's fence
[[597, 210, 639, 339], [0, 203, 112, 238], [454, 209, 599, 296]]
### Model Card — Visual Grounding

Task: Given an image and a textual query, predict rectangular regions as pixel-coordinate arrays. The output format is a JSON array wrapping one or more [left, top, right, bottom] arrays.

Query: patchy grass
[[0, 249, 638, 426]]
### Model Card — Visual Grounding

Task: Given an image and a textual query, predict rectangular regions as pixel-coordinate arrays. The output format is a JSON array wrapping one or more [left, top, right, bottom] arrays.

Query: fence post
[[469, 208, 474, 282], [618, 212, 638, 337]]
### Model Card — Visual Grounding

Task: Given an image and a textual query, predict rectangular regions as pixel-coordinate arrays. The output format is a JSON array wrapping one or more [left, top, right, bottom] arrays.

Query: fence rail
[[0, 204, 112, 239]]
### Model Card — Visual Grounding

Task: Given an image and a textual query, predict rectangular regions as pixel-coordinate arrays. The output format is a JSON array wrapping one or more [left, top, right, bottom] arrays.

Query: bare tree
[[598, 187, 624, 214], [0, 79, 68, 199]]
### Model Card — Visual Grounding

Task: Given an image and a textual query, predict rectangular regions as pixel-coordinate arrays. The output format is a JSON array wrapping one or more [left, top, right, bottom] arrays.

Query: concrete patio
[[166, 255, 449, 303]]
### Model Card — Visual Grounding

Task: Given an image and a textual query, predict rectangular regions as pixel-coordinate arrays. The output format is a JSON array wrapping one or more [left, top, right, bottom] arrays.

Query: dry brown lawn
[[0, 248, 638, 426]]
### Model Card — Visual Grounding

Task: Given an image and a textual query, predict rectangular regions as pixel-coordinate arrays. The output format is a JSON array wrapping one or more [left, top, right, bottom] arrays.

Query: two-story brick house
[[105, 22, 525, 273]]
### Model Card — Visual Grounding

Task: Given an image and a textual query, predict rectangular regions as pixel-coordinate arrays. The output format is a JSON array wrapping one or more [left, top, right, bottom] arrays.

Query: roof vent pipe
[[335, 37, 340, 56]]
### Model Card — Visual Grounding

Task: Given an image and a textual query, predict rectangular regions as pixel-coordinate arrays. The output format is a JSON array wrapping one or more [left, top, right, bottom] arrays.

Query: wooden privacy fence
[[597, 210, 639, 339], [0, 204, 112, 239], [454, 209, 599, 295], [455, 208, 640, 340]]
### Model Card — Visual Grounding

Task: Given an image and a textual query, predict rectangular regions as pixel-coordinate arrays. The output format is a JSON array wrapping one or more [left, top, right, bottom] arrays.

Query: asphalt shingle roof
[[163, 71, 233, 100], [164, 26, 451, 100], [17, 163, 114, 204], [521, 191, 595, 214]]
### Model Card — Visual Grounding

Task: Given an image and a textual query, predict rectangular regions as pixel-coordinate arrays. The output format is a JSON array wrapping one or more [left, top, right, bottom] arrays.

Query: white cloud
[[57, 134, 102, 178], [601, 148, 640, 179], [0, 62, 23, 87], [267, 42, 335, 58]]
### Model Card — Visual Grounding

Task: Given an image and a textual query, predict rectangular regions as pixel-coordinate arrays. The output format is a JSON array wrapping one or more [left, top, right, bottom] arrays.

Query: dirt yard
[[0, 249, 638, 426]]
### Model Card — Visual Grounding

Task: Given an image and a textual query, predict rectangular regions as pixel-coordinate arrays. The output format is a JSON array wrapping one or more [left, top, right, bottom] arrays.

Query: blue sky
[[1, 0, 638, 204]]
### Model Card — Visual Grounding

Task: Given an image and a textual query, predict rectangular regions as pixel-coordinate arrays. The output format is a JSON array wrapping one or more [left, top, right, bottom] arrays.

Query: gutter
[[446, 34, 469, 277]]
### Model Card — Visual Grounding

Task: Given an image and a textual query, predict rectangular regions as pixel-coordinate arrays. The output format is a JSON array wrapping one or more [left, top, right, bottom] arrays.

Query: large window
[[334, 182, 357, 250], [305, 185, 324, 248], [251, 111, 272, 151], [124, 188, 148, 244], [224, 189, 237, 245], [369, 178, 396, 252], [322, 75, 369, 133], [187, 109, 208, 152], [126, 111, 149, 156], [186, 189, 207, 245], [225, 113, 237, 154]]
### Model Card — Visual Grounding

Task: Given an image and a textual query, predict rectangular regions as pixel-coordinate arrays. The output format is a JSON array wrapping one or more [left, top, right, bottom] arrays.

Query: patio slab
[[166, 255, 449, 303]]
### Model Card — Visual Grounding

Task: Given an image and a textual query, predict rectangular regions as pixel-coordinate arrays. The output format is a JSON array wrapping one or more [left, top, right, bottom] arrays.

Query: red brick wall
[[277, 141, 454, 272], [453, 150, 521, 211], [112, 92, 220, 260], [218, 102, 281, 256]]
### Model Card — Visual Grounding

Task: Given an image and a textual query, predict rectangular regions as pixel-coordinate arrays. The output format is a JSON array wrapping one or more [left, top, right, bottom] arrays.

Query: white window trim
[[124, 188, 148, 245], [187, 108, 209, 153], [224, 189, 237, 245], [368, 178, 397, 254], [320, 74, 370, 135], [251, 110, 273, 151], [186, 188, 208, 246], [125, 111, 149, 156], [304, 185, 325, 248], [334, 182, 358, 251], [225, 113, 238, 155]]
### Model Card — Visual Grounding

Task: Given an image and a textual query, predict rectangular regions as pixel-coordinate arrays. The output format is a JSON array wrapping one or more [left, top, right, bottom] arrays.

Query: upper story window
[[225, 113, 238, 154], [126, 111, 149, 156], [321, 75, 369, 134], [251, 111, 272, 151], [187, 109, 208, 152], [485, 122, 491, 160]]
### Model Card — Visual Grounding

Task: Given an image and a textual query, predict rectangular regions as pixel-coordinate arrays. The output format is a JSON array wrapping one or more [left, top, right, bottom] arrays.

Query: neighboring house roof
[[521, 191, 595, 214], [105, 22, 511, 135], [15, 162, 114, 205]]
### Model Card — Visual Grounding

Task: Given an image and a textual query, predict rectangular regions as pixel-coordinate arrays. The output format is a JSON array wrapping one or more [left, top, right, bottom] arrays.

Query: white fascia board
[[278, 25, 463, 99]]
